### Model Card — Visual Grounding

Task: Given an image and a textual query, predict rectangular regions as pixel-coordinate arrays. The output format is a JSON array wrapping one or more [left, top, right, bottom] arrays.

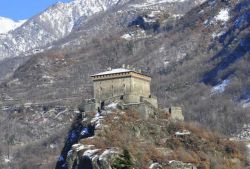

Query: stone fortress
[[82, 65, 183, 120]]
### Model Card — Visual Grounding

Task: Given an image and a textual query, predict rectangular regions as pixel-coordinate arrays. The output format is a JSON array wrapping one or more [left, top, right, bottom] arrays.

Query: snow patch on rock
[[211, 79, 230, 94], [131, 0, 187, 8], [215, 8, 230, 22], [175, 130, 191, 136], [3, 155, 13, 163], [83, 149, 101, 157], [121, 30, 147, 40], [149, 162, 162, 169], [106, 102, 118, 109], [212, 30, 226, 39], [234, 124, 250, 141], [241, 98, 250, 108]]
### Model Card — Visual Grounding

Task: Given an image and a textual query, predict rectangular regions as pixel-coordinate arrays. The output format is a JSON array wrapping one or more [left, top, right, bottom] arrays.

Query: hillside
[[4, 102, 248, 169], [0, 0, 202, 62], [24, 102, 250, 169], [0, 0, 129, 61]]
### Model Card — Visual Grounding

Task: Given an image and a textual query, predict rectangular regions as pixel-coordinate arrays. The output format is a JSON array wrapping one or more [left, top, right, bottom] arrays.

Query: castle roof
[[91, 68, 151, 81], [91, 68, 150, 77], [91, 68, 131, 76]]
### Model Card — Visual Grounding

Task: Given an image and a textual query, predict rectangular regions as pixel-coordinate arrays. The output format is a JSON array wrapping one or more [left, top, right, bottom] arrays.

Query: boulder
[[169, 160, 197, 169]]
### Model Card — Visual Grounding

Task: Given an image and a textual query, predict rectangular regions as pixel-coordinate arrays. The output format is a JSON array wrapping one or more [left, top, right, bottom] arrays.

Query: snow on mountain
[[0, 0, 125, 61], [241, 98, 250, 108], [0, 0, 205, 61], [130, 0, 187, 8], [130, 0, 205, 8], [0, 17, 26, 34], [211, 79, 230, 94], [215, 8, 230, 22]]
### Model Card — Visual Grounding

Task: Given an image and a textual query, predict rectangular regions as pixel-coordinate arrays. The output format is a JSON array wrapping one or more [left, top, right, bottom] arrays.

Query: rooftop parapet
[[91, 68, 151, 81]]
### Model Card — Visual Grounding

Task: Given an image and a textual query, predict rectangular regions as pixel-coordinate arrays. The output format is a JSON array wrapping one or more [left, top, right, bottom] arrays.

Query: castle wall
[[93, 75, 152, 104], [79, 99, 96, 112], [124, 94, 141, 103], [93, 77, 131, 103], [131, 77, 150, 97], [140, 96, 158, 108], [120, 102, 157, 119]]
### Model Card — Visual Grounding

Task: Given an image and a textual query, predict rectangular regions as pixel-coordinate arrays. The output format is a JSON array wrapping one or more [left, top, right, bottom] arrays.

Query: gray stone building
[[79, 67, 157, 117], [80, 67, 184, 121], [91, 68, 158, 110]]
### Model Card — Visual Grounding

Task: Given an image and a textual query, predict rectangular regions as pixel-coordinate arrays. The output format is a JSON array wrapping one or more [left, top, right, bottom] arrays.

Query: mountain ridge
[[0, 0, 129, 61], [0, 0, 205, 61]]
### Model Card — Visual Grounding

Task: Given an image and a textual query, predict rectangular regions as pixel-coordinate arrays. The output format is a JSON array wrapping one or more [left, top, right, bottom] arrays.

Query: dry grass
[[81, 110, 248, 169]]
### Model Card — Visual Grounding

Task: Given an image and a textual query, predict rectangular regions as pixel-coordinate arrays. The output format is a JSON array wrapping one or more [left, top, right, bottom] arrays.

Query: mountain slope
[[1, 0, 249, 134], [56, 105, 248, 169], [0, 0, 205, 61], [0, 0, 128, 60]]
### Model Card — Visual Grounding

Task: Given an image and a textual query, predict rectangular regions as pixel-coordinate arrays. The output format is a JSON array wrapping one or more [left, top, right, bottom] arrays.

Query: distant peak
[[0, 16, 26, 34]]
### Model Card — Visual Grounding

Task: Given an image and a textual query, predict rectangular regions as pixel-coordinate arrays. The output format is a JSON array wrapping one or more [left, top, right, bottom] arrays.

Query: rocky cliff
[[55, 101, 248, 169]]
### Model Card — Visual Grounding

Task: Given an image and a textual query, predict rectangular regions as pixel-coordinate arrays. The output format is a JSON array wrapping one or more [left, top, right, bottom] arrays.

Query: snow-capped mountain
[[0, 0, 205, 61], [0, 17, 26, 34], [0, 0, 128, 61], [0, 0, 203, 83]]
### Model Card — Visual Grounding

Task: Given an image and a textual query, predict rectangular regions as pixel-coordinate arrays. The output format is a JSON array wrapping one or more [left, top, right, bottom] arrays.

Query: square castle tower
[[90, 67, 158, 110]]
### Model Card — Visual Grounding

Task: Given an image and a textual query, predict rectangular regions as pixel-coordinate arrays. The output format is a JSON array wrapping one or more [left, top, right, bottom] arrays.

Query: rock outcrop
[[55, 102, 248, 169]]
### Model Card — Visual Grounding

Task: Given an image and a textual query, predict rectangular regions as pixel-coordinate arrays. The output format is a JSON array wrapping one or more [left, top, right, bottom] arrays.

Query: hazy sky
[[0, 0, 71, 20]]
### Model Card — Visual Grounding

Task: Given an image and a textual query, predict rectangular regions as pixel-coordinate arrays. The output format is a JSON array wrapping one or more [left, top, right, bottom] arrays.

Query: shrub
[[112, 149, 133, 169]]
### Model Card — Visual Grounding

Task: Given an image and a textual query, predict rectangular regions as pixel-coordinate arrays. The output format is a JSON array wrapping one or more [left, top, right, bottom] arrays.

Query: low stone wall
[[81, 94, 158, 117], [80, 99, 96, 112], [169, 106, 184, 121], [120, 101, 157, 119], [124, 94, 141, 103], [140, 96, 158, 108]]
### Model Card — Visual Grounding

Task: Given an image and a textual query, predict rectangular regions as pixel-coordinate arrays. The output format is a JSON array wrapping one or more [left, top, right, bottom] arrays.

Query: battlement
[[91, 68, 151, 82]]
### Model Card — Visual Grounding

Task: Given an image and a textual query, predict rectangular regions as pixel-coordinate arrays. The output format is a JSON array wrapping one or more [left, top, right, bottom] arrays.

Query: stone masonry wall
[[93, 76, 151, 103]]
